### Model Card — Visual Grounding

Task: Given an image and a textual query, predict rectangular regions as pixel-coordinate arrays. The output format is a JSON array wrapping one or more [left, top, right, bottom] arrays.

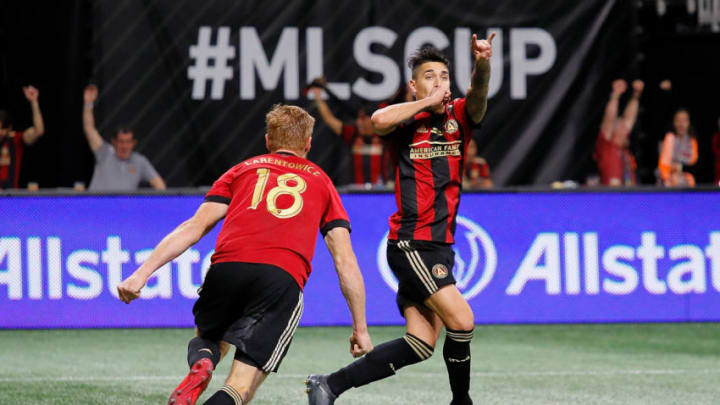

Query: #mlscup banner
[[1, 191, 720, 328], [89, 0, 635, 187]]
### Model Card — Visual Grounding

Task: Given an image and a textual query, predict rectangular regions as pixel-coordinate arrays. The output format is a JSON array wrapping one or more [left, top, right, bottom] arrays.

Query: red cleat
[[168, 358, 214, 405]]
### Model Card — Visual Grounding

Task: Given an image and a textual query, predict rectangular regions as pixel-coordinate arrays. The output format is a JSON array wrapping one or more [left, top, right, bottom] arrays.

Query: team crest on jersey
[[128, 165, 137, 175], [432, 264, 449, 279], [445, 119, 459, 134]]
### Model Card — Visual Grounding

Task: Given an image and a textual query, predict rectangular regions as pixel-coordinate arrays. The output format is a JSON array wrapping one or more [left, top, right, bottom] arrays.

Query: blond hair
[[266, 104, 315, 152]]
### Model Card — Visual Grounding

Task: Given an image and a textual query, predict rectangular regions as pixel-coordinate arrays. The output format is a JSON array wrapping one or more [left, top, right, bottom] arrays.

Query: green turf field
[[1, 324, 719, 404]]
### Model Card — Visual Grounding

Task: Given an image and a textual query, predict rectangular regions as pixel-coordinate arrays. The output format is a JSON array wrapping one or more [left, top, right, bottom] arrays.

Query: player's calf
[[444, 328, 474, 405], [319, 333, 434, 400], [202, 385, 245, 404], [168, 337, 221, 405], [188, 336, 222, 368]]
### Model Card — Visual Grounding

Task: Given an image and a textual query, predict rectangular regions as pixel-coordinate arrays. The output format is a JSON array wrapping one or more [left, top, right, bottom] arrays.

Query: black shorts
[[193, 262, 303, 373], [387, 240, 456, 316]]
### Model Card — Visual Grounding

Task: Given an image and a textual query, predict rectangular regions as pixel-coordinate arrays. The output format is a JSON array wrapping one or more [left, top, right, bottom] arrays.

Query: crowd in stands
[[594, 79, 719, 188], [1, 79, 718, 192]]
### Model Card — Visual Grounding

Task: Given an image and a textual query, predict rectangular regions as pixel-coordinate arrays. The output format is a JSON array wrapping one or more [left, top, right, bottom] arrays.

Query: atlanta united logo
[[432, 264, 449, 279], [377, 216, 497, 300], [445, 119, 458, 134]]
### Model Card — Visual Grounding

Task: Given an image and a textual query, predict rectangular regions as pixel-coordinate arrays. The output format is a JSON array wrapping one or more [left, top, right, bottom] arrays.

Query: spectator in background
[[594, 79, 644, 186], [0, 86, 45, 189], [82, 84, 166, 191], [463, 138, 492, 189], [658, 108, 698, 187], [310, 84, 390, 188], [713, 116, 720, 186]]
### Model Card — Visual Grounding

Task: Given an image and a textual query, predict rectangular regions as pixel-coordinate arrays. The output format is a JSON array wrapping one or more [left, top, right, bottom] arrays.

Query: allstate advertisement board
[[1, 192, 719, 328]]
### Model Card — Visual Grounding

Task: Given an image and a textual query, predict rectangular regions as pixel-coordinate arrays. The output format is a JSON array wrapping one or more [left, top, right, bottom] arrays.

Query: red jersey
[[341, 124, 388, 185], [205, 152, 351, 288], [386, 98, 479, 244], [0, 131, 24, 189], [594, 132, 636, 186], [465, 157, 490, 180]]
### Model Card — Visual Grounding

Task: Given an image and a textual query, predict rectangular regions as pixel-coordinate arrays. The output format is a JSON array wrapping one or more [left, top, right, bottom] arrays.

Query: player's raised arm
[[324, 226, 373, 357], [371, 87, 449, 136], [466, 32, 495, 124], [117, 201, 228, 304]]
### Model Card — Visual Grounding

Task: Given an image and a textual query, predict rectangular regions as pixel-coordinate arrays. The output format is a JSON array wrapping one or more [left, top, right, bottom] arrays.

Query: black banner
[[90, 0, 636, 186]]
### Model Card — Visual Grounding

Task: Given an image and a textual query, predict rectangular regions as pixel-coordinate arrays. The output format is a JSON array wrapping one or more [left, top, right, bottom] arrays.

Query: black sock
[[187, 336, 221, 369], [444, 328, 473, 403], [203, 386, 243, 405], [326, 333, 433, 397]]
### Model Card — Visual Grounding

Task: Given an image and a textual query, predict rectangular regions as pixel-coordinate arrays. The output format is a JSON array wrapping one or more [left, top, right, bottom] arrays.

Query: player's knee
[[445, 307, 474, 332], [456, 318, 475, 333], [408, 329, 438, 349]]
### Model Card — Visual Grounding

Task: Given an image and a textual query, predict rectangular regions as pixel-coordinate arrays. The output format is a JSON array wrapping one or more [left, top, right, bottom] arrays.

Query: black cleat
[[305, 374, 337, 405]]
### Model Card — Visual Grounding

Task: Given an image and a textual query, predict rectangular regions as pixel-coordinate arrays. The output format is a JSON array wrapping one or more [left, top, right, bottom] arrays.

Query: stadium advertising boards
[[2, 191, 719, 328]]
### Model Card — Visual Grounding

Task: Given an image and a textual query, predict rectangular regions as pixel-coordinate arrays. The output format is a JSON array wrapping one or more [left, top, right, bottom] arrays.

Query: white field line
[[1, 369, 719, 383]]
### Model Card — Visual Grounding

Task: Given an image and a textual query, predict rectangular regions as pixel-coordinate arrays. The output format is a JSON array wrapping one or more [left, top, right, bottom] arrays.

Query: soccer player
[[117, 104, 372, 405], [306, 33, 494, 405]]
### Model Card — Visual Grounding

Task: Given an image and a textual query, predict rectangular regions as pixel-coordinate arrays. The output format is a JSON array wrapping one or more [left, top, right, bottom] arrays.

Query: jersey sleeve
[[204, 168, 236, 204], [453, 98, 483, 139], [319, 182, 351, 237]]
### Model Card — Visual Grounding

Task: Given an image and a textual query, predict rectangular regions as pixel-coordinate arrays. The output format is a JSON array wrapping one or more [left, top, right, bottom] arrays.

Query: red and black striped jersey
[[204, 152, 351, 289], [386, 98, 480, 244], [0, 131, 24, 189], [341, 124, 391, 185]]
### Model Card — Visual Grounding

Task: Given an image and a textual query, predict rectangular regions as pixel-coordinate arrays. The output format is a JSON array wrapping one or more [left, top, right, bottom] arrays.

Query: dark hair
[[673, 108, 696, 138], [408, 46, 450, 78], [0, 110, 13, 129], [113, 126, 134, 139]]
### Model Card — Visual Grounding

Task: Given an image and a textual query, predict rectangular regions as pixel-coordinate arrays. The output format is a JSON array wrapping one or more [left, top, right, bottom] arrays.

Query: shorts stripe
[[398, 241, 437, 294], [404, 242, 438, 292], [262, 291, 304, 372], [399, 243, 434, 293]]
